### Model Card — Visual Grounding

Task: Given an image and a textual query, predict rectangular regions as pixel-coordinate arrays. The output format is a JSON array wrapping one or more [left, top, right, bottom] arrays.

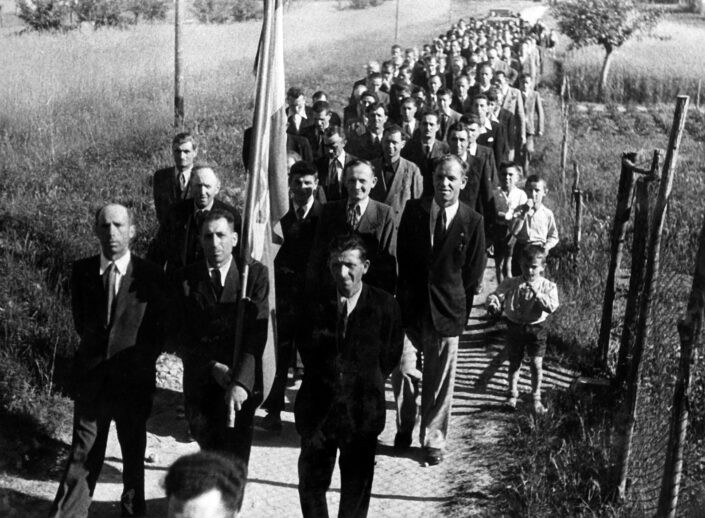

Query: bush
[[349, 0, 386, 8], [74, 0, 135, 29], [192, 0, 261, 23], [16, 0, 72, 32], [231, 0, 259, 21], [126, 0, 169, 22]]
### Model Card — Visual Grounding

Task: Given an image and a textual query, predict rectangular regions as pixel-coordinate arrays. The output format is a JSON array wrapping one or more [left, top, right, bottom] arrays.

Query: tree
[[553, 0, 662, 100]]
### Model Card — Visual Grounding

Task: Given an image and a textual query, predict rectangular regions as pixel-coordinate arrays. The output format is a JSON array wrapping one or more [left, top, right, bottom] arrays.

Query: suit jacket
[[450, 95, 471, 115], [295, 284, 403, 439], [346, 131, 384, 161], [523, 89, 544, 136], [500, 86, 526, 145], [315, 152, 358, 203], [437, 109, 462, 142], [396, 198, 486, 336], [300, 124, 327, 161], [369, 157, 423, 246], [477, 120, 509, 167], [459, 145, 496, 222], [149, 198, 242, 277], [179, 258, 268, 400], [307, 198, 396, 295], [401, 138, 450, 197], [242, 127, 313, 168], [286, 106, 315, 135], [70, 255, 173, 392], [152, 167, 190, 227]]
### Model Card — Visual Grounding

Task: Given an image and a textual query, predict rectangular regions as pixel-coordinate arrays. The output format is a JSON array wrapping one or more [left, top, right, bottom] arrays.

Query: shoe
[[424, 447, 443, 466], [393, 432, 412, 449], [261, 412, 283, 432], [505, 395, 518, 409], [120, 489, 145, 517], [533, 400, 547, 415]]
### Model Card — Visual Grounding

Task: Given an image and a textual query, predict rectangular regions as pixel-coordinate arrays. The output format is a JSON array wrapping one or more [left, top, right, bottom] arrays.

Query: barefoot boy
[[487, 245, 559, 414], [491, 162, 527, 283], [508, 174, 558, 277]]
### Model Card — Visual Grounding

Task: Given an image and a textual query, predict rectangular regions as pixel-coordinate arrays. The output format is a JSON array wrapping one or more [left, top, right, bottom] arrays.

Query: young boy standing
[[487, 245, 559, 414], [508, 174, 559, 277], [491, 162, 528, 283]]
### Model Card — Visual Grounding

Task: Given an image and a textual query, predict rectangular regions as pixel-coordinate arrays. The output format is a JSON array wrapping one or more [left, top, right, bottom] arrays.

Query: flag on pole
[[241, 0, 288, 403]]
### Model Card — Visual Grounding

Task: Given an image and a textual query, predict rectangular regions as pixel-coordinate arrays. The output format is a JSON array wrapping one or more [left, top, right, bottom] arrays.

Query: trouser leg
[[391, 334, 419, 439], [298, 435, 337, 518], [338, 436, 377, 518]]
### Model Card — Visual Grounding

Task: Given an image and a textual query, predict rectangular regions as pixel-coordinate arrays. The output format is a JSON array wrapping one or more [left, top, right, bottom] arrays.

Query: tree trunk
[[599, 46, 614, 102]]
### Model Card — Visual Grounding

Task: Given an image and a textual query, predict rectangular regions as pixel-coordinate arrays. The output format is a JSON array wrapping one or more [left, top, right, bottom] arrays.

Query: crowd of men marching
[[48, 12, 560, 518]]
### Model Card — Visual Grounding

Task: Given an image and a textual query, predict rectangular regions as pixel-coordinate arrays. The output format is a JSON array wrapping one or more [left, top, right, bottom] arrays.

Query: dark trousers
[[511, 241, 528, 277], [263, 338, 296, 414], [49, 373, 152, 517], [298, 434, 377, 518]]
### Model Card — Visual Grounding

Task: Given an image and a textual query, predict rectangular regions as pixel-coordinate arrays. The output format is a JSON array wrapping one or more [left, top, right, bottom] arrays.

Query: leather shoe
[[424, 447, 443, 466], [261, 412, 283, 432], [393, 432, 412, 449], [120, 489, 145, 517]]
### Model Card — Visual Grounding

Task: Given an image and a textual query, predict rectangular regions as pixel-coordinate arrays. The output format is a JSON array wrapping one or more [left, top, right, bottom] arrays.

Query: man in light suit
[[518, 74, 544, 175], [149, 166, 241, 278], [178, 209, 269, 466], [152, 133, 197, 226], [494, 70, 526, 162], [401, 111, 450, 197], [50, 204, 173, 517], [307, 160, 396, 296], [296, 234, 403, 518], [315, 126, 358, 203], [370, 125, 424, 246], [395, 155, 486, 465]]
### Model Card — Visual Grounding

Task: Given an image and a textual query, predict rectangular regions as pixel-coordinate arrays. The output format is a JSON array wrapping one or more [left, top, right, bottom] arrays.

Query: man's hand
[[225, 383, 249, 428], [211, 362, 232, 389]]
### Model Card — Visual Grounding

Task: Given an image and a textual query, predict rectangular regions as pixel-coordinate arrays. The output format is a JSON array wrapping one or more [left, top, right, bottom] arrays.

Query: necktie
[[329, 160, 340, 194], [441, 114, 448, 138], [433, 209, 447, 250], [403, 123, 411, 137], [211, 268, 223, 299], [347, 204, 361, 230], [104, 262, 117, 328], [179, 172, 187, 192], [424, 144, 430, 157], [296, 206, 306, 221], [337, 299, 348, 346]]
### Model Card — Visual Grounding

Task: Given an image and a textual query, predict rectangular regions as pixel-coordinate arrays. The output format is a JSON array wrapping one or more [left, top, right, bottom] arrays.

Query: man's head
[[471, 94, 490, 122], [190, 166, 221, 210], [454, 75, 470, 99], [165, 452, 246, 518], [382, 125, 405, 163], [476, 64, 493, 87], [519, 74, 532, 94], [447, 121, 472, 157], [365, 60, 381, 76], [437, 88, 452, 114], [381, 61, 395, 83], [399, 97, 417, 123], [289, 161, 319, 206], [499, 161, 521, 191], [311, 101, 331, 132], [312, 90, 328, 103], [524, 174, 547, 208], [367, 72, 384, 93], [344, 160, 377, 203], [519, 244, 547, 282], [486, 47, 499, 62], [172, 132, 198, 172], [420, 111, 439, 142], [200, 210, 238, 268], [365, 103, 387, 134], [432, 155, 467, 207], [391, 44, 402, 58], [427, 74, 442, 94], [286, 87, 306, 111], [358, 92, 378, 114], [321, 126, 344, 160], [328, 234, 370, 298], [493, 70, 509, 90], [286, 150, 302, 174], [94, 204, 135, 261]]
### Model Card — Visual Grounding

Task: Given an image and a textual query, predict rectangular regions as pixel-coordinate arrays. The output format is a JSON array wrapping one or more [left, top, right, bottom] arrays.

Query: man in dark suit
[[436, 89, 462, 143], [449, 75, 472, 114], [308, 160, 396, 296], [178, 210, 268, 466], [301, 101, 332, 162], [392, 96, 420, 140], [395, 155, 486, 465], [312, 91, 342, 127], [261, 161, 323, 431], [315, 126, 358, 203], [50, 204, 173, 518], [242, 126, 313, 168], [401, 111, 450, 196], [494, 70, 526, 162], [286, 86, 314, 135], [370, 125, 424, 247], [152, 132, 197, 226], [149, 166, 241, 278], [346, 102, 386, 161], [296, 234, 403, 518], [472, 94, 510, 167]]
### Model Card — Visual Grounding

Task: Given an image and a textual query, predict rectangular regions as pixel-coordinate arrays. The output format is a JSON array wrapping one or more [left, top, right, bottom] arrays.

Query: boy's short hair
[[289, 160, 318, 179], [328, 233, 369, 261], [499, 161, 522, 176], [521, 244, 547, 264], [525, 174, 547, 188]]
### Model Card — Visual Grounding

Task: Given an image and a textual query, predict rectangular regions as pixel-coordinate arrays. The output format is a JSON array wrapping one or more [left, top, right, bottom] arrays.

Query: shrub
[[126, 0, 169, 22], [73, 0, 135, 29], [16, 0, 72, 32], [192, 0, 236, 23], [349, 0, 386, 8], [231, 0, 259, 21]]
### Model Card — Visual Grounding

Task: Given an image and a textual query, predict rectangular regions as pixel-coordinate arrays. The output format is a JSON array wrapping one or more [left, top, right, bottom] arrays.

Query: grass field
[[561, 11, 705, 104]]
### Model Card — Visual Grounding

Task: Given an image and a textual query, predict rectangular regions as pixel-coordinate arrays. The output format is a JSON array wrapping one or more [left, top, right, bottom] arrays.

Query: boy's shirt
[[488, 276, 559, 325], [493, 186, 528, 225], [514, 204, 559, 251]]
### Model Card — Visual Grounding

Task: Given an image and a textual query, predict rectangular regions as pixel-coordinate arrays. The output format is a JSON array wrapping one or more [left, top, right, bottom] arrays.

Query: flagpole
[[227, 0, 276, 428]]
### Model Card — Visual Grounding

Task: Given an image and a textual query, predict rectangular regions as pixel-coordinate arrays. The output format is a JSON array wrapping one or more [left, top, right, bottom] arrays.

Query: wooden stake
[[174, 0, 184, 129], [696, 79, 701, 111], [394, 0, 400, 42], [572, 162, 582, 251]]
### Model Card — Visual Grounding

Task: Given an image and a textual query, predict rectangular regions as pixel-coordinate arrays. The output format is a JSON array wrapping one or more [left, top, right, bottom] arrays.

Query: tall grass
[[562, 14, 705, 104]]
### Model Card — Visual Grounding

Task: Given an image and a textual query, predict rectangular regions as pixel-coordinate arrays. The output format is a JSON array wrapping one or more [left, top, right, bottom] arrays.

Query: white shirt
[[175, 166, 192, 192], [194, 200, 215, 215], [330, 151, 347, 183], [348, 196, 370, 218], [338, 286, 363, 316], [429, 199, 459, 247], [467, 142, 478, 156], [99, 250, 131, 296], [208, 256, 232, 287]]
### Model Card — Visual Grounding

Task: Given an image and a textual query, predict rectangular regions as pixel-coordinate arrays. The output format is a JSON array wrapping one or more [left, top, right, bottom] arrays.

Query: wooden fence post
[[612, 96, 689, 502], [572, 162, 582, 251], [696, 79, 701, 111], [174, 0, 185, 129]]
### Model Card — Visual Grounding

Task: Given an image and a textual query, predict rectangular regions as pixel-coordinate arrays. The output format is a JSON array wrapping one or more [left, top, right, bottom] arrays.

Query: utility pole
[[174, 0, 184, 129], [394, 0, 400, 42]]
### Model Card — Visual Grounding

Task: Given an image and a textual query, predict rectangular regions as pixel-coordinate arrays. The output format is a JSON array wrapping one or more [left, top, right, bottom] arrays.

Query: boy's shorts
[[506, 320, 547, 363]]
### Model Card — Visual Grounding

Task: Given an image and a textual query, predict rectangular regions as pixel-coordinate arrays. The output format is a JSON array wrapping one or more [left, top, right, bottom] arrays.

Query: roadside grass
[[561, 12, 705, 104]]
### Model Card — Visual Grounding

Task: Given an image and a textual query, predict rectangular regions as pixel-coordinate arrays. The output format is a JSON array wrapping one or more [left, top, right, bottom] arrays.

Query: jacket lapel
[[357, 199, 377, 233], [111, 258, 135, 325], [385, 161, 406, 205], [220, 260, 241, 303]]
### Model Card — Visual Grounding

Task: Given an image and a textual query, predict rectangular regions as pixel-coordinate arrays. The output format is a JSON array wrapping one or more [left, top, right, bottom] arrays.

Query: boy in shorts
[[487, 245, 559, 414], [491, 162, 528, 283]]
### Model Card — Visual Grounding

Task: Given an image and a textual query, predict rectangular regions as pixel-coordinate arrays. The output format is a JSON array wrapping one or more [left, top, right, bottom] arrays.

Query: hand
[[211, 362, 232, 389], [487, 304, 500, 317], [306, 429, 327, 450], [225, 383, 249, 428]]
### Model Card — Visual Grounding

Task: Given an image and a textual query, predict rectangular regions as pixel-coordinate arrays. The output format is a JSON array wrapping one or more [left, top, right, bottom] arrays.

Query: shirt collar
[[348, 196, 370, 216], [207, 256, 233, 286], [194, 200, 215, 214], [338, 285, 364, 315], [294, 196, 315, 217], [100, 250, 131, 276], [331, 150, 346, 165], [431, 198, 459, 226], [468, 142, 478, 156]]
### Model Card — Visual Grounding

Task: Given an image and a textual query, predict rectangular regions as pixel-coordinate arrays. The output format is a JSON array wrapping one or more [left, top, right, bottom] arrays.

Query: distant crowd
[[49, 12, 561, 518]]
